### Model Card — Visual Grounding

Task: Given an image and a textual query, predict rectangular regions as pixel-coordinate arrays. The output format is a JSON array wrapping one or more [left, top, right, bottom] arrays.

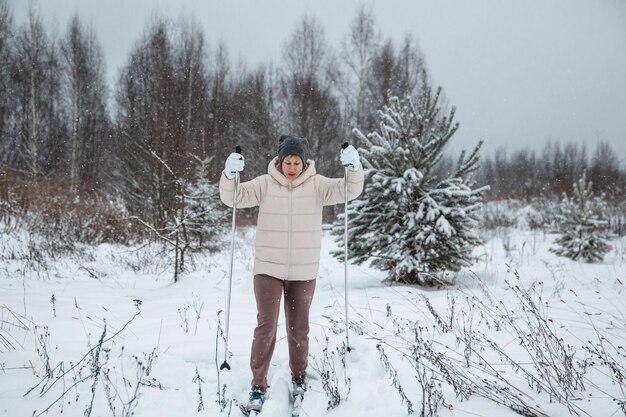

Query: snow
[[1, 223, 625, 416]]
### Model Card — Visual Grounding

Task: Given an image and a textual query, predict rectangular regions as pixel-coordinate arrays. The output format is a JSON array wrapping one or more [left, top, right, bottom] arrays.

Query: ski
[[239, 404, 260, 416], [290, 393, 303, 417]]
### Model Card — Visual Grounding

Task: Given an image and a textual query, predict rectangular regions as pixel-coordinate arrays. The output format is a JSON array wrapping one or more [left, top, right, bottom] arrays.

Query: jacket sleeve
[[316, 166, 364, 206], [219, 171, 266, 208]]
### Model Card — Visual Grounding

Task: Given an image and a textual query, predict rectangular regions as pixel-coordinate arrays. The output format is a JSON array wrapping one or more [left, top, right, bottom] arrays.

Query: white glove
[[224, 152, 244, 179], [340, 145, 360, 171]]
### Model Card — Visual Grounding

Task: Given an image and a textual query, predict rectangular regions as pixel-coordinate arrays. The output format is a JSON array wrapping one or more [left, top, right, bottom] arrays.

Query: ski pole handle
[[341, 142, 350, 167]]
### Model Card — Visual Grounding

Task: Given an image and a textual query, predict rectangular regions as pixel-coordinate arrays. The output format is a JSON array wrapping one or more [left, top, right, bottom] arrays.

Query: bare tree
[[64, 15, 81, 186], [115, 16, 215, 229], [14, 4, 46, 175], [546, 140, 588, 195], [368, 35, 429, 125], [45, 36, 67, 177], [589, 139, 622, 197], [0, 0, 14, 169], [493, 147, 508, 197], [173, 16, 210, 177], [396, 35, 429, 97], [338, 5, 380, 139], [115, 17, 178, 226], [231, 65, 277, 178], [278, 14, 343, 175], [206, 40, 235, 179], [12, 3, 64, 177], [61, 14, 110, 189]]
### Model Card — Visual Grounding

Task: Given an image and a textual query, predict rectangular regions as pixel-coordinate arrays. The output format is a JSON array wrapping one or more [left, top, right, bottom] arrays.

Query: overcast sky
[[11, 0, 626, 163]]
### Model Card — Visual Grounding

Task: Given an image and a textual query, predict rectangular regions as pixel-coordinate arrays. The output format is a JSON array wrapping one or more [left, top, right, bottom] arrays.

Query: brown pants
[[250, 274, 316, 392]]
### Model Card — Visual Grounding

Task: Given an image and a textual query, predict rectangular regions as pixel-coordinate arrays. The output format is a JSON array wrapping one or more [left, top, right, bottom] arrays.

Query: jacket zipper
[[286, 182, 293, 280]]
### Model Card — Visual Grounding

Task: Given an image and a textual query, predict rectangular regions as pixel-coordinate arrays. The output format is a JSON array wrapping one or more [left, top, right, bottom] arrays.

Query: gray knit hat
[[278, 135, 309, 165]]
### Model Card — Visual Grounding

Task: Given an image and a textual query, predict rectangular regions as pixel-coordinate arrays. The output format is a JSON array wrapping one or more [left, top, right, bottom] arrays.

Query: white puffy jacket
[[219, 157, 364, 281]]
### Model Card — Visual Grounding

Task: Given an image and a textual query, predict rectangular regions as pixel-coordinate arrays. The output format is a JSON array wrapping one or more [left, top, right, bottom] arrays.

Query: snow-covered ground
[[1, 225, 625, 417]]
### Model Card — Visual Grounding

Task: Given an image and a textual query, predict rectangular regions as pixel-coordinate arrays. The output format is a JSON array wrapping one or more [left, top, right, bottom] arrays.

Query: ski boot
[[292, 379, 306, 399], [240, 388, 265, 416], [291, 380, 306, 417]]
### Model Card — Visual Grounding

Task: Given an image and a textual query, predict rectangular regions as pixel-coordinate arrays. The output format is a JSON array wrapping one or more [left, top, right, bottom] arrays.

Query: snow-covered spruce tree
[[550, 171, 612, 262], [180, 156, 226, 252], [163, 156, 225, 281], [333, 88, 487, 285]]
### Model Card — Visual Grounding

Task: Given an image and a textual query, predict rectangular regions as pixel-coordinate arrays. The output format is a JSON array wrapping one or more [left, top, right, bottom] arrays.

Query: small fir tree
[[333, 88, 487, 285], [133, 156, 225, 282], [182, 156, 226, 252], [550, 171, 612, 262]]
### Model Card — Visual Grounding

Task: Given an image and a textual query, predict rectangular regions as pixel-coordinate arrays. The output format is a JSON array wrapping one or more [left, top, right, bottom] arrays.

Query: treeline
[[0, 1, 429, 230], [477, 140, 626, 201], [1, 1, 624, 239]]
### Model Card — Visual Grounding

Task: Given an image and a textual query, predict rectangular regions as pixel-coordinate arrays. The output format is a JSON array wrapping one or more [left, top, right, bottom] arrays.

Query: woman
[[219, 135, 363, 414]]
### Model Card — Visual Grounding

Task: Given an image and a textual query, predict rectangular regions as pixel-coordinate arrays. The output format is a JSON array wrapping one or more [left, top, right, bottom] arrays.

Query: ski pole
[[221, 145, 242, 371], [341, 142, 352, 352]]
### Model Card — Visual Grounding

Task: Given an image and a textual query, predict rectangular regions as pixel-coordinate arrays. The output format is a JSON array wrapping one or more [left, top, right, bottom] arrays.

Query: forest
[[1, 0, 625, 248]]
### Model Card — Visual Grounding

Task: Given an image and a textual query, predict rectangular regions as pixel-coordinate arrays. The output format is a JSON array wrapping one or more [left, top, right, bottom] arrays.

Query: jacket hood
[[268, 156, 316, 187]]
